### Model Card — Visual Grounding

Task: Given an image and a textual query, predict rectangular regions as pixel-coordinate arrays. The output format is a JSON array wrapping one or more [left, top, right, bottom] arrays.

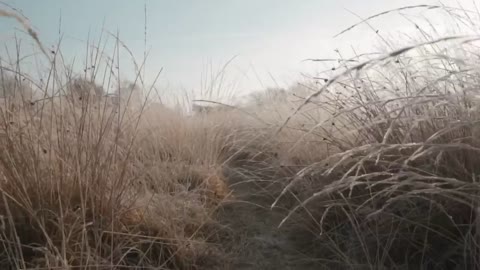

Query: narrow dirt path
[[216, 164, 322, 270]]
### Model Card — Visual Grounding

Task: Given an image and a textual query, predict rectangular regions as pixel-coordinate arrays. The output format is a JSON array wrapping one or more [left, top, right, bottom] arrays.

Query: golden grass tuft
[[0, 73, 238, 269]]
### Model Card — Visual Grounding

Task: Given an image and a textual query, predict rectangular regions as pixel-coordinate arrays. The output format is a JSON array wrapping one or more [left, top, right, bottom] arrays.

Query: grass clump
[[274, 8, 480, 269], [0, 66, 237, 269]]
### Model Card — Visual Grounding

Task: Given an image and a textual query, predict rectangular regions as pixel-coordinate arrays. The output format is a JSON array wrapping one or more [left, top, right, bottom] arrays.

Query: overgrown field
[[0, 4, 480, 270]]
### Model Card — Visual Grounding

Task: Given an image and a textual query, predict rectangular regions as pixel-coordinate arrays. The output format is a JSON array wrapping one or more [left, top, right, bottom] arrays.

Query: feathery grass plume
[[333, 5, 442, 38], [275, 35, 479, 136], [0, 8, 50, 61]]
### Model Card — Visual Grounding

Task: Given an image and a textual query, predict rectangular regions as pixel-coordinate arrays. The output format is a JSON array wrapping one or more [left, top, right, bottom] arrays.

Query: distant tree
[[191, 102, 232, 115], [192, 104, 215, 114], [0, 75, 33, 100], [66, 78, 105, 100], [248, 87, 288, 106], [115, 80, 143, 106], [0, 75, 35, 119]]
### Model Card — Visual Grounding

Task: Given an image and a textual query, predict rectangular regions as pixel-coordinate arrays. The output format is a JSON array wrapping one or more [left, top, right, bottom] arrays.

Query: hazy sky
[[0, 0, 476, 100]]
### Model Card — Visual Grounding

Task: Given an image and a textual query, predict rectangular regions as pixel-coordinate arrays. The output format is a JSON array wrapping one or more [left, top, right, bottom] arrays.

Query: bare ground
[[215, 163, 324, 270]]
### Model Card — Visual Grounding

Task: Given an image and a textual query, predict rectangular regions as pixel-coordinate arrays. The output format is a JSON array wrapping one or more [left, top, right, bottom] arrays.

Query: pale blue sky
[[0, 0, 475, 100]]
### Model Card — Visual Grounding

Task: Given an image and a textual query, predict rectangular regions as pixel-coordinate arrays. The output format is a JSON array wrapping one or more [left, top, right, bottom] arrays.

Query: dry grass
[[2, 3, 480, 270], [0, 79, 238, 268], [272, 6, 480, 270], [0, 37, 245, 268]]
